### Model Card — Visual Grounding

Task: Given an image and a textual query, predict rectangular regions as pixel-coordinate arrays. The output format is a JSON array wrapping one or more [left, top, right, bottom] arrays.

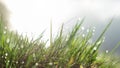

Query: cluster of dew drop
[[3, 26, 26, 65], [33, 54, 54, 66], [4, 26, 11, 44], [78, 18, 106, 55], [2, 53, 10, 63], [81, 26, 85, 38], [18, 45, 24, 50], [80, 25, 96, 38], [5, 53, 8, 59], [2, 52, 24, 65], [77, 20, 97, 47], [92, 27, 96, 36], [35, 62, 53, 67], [3, 26, 7, 34], [79, 24, 109, 57]]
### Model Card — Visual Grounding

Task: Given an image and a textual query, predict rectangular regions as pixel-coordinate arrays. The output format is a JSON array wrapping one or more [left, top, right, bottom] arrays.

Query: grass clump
[[0, 17, 120, 68]]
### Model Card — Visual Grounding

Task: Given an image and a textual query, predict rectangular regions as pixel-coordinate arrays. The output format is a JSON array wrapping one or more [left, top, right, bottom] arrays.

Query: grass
[[0, 17, 120, 68]]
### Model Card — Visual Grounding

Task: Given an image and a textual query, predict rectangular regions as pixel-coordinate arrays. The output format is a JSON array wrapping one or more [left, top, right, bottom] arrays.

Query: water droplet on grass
[[106, 50, 109, 53], [102, 39, 105, 43], [16, 61, 18, 64], [8, 60, 10, 63], [35, 63, 39, 66], [5, 26, 7, 29], [102, 37, 105, 42], [6, 38, 10, 43], [92, 27, 96, 32], [48, 62, 53, 66], [2, 56, 3, 58], [5, 53, 8, 56], [93, 47, 97, 50], [82, 34, 85, 37], [96, 41, 101, 45], [81, 27, 85, 30], [5, 56, 7, 59], [4, 31, 6, 34], [78, 18, 81, 21], [21, 45, 24, 48], [21, 61, 24, 64], [93, 29, 95, 32]]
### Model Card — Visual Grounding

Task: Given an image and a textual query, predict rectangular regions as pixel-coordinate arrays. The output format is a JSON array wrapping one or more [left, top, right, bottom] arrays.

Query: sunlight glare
[[3, 0, 73, 40]]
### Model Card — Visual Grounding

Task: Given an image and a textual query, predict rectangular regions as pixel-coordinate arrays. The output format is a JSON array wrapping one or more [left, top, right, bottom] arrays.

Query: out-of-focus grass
[[0, 17, 120, 68]]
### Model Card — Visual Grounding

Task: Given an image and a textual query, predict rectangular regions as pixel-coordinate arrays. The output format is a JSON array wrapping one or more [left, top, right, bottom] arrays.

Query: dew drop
[[48, 62, 53, 66], [35, 63, 39, 66], [78, 18, 81, 21], [16, 61, 18, 64], [82, 34, 85, 37], [93, 29, 95, 32], [5, 53, 8, 56], [96, 41, 101, 45], [5, 26, 7, 29], [21, 45, 24, 48], [4, 31, 6, 34], [81, 27, 85, 30], [102, 39, 105, 43], [5, 56, 7, 59], [93, 47, 97, 50], [2, 56, 4, 58], [21, 61, 24, 64], [106, 50, 109, 53], [6, 38, 10, 43], [8, 60, 10, 63]]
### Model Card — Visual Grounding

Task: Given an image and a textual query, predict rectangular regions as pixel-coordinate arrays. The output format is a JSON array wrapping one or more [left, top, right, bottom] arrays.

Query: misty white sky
[[2, 0, 120, 39]]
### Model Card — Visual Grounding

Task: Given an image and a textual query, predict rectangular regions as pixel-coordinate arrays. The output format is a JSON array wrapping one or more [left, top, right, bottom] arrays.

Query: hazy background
[[2, 0, 120, 54]]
